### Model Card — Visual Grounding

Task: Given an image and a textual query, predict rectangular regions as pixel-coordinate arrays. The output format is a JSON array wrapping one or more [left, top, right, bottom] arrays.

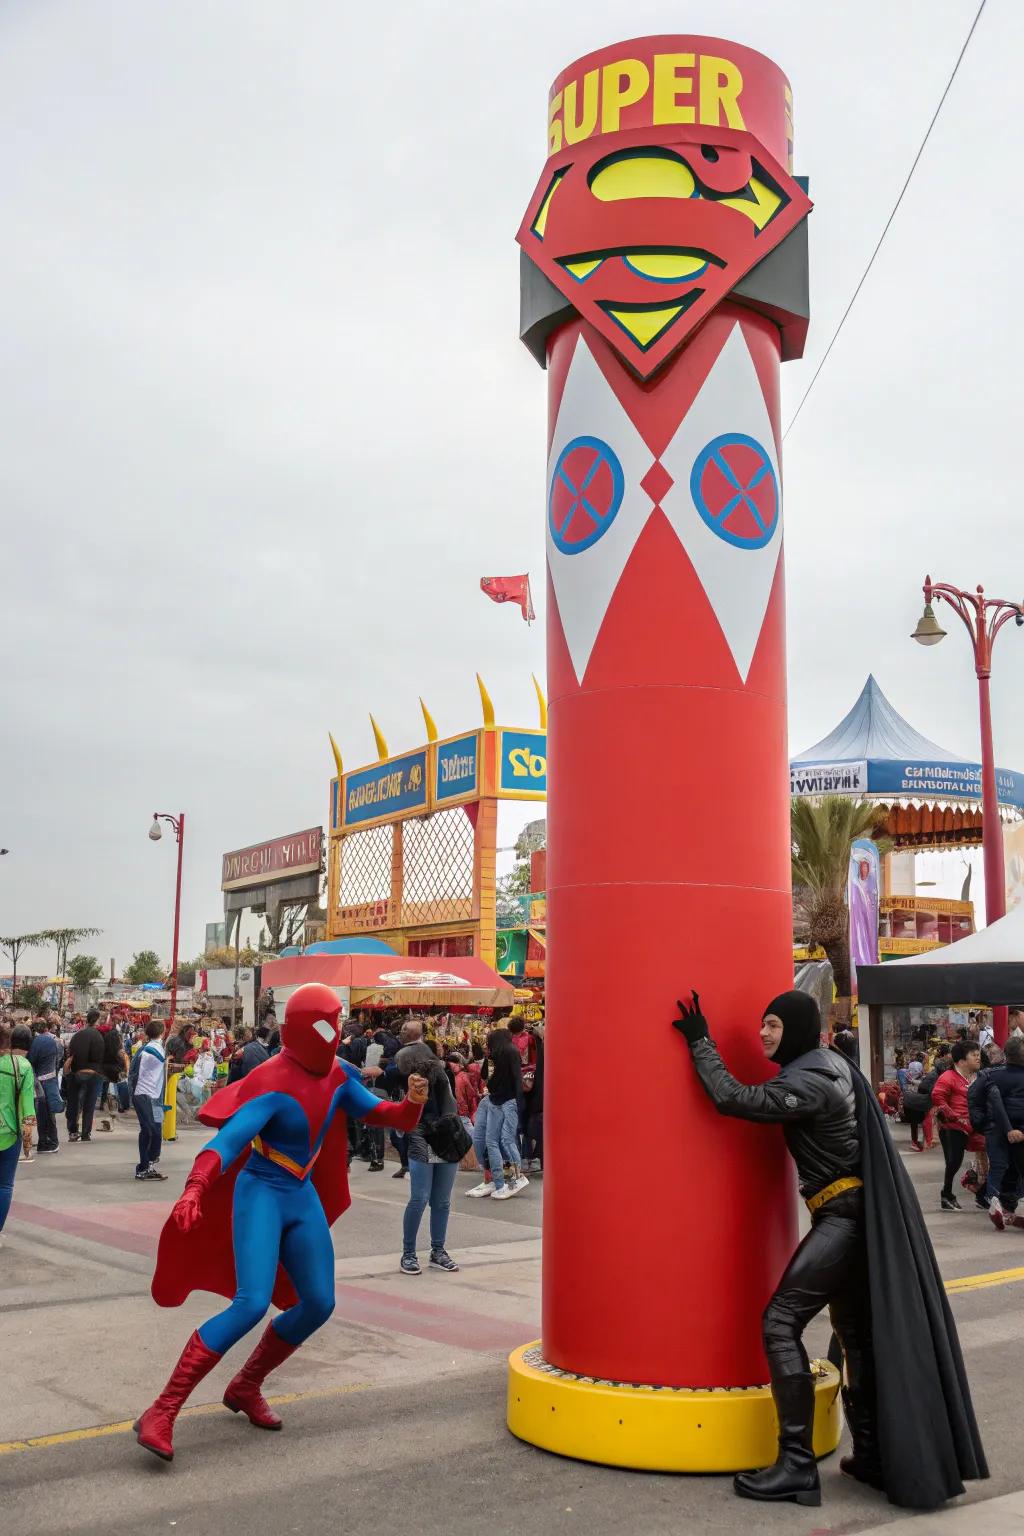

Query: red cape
[[152, 1056, 354, 1311]]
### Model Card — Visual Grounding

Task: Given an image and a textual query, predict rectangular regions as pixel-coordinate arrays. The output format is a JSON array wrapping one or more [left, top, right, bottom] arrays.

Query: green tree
[[124, 950, 166, 985], [791, 796, 890, 1000], [43, 928, 102, 1007], [68, 954, 104, 990], [14, 983, 45, 1012], [0, 932, 46, 1009]]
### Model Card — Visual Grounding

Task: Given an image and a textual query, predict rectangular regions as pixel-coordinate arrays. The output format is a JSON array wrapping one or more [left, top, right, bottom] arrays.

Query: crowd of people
[[0, 999, 546, 1274], [881, 1006, 1024, 1226]]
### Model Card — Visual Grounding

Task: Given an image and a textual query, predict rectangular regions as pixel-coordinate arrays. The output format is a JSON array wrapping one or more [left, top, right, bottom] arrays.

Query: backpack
[[128, 1043, 163, 1096]]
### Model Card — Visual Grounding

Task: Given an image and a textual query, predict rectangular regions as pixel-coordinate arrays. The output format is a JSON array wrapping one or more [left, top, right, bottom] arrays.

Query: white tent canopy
[[858, 901, 1024, 1007]]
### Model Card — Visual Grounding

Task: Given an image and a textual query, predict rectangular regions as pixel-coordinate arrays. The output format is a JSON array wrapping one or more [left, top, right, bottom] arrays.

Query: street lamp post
[[149, 812, 186, 1037], [912, 577, 1024, 1045]]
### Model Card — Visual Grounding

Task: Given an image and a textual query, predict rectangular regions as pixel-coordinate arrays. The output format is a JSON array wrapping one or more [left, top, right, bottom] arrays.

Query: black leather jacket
[[690, 1041, 860, 1198]]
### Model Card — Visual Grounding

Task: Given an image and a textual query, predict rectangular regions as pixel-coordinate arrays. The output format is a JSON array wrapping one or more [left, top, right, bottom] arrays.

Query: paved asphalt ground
[[3, 1117, 1024, 1536]]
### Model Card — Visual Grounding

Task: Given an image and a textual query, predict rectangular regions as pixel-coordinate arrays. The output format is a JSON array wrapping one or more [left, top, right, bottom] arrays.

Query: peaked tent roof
[[793, 676, 969, 764]]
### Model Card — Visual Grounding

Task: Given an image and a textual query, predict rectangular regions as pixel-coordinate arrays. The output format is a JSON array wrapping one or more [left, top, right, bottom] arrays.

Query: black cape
[[849, 1061, 988, 1508]]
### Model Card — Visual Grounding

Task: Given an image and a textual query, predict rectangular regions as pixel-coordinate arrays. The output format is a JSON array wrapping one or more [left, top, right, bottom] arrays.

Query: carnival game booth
[[260, 951, 514, 1023], [857, 901, 1024, 1086]]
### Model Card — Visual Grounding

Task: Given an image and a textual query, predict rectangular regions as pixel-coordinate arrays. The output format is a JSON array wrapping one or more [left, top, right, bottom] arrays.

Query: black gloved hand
[[672, 992, 710, 1046]]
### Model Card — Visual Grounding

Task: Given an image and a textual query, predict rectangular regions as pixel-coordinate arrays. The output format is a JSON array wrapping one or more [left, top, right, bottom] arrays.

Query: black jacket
[[66, 1026, 105, 1076], [969, 1063, 1024, 1134], [407, 1068, 460, 1165], [690, 1041, 859, 1198]]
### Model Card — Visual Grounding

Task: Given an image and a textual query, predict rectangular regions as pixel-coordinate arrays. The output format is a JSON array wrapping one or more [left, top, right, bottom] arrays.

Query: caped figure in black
[[673, 988, 987, 1511]]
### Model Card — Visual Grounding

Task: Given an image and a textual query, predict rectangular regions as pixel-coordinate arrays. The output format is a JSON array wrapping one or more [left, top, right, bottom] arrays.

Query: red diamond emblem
[[640, 460, 674, 508]]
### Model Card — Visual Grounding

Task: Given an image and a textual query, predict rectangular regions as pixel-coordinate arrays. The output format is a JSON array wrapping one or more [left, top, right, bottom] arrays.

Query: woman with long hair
[[467, 1028, 527, 1202]]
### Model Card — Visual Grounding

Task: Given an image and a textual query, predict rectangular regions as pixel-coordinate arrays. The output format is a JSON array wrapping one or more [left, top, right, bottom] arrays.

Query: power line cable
[[784, 0, 989, 440]]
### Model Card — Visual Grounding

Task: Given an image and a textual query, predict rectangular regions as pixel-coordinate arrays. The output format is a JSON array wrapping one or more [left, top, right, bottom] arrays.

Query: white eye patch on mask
[[312, 1020, 337, 1044]]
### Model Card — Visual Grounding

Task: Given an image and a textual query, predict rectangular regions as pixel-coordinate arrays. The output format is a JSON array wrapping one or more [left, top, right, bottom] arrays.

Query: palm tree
[[791, 796, 890, 1000]]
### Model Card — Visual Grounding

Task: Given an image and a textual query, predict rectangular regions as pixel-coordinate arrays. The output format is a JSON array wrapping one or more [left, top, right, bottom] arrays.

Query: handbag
[[422, 1113, 472, 1162]]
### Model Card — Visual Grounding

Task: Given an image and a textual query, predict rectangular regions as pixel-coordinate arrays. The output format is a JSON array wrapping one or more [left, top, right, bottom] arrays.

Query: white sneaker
[[465, 1181, 493, 1197], [510, 1174, 530, 1195], [491, 1185, 515, 1201]]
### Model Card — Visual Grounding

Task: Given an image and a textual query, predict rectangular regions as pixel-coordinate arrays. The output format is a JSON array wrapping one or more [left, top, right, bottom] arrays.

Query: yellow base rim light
[[507, 1344, 842, 1474]]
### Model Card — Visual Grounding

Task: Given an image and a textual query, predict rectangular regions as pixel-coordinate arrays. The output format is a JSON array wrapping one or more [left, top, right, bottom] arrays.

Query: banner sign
[[337, 900, 397, 932], [342, 750, 428, 828], [434, 733, 479, 806], [222, 827, 323, 891], [791, 757, 1024, 809], [866, 760, 1024, 809], [498, 728, 548, 799], [848, 837, 880, 992], [790, 761, 868, 797]]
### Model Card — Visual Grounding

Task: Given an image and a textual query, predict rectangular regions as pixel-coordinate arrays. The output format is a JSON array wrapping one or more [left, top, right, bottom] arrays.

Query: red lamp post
[[149, 812, 185, 1037], [913, 578, 1024, 1045]]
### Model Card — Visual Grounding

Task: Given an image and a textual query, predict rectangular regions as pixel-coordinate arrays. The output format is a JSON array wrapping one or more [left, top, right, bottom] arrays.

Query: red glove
[[171, 1148, 220, 1233]]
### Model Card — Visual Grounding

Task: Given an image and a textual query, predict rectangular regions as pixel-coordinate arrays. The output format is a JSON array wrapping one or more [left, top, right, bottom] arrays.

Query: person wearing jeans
[[969, 1035, 1024, 1231], [475, 1028, 528, 1201], [29, 1021, 63, 1153], [396, 1043, 463, 1275], [1, 1024, 37, 1234], [133, 1021, 168, 1181]]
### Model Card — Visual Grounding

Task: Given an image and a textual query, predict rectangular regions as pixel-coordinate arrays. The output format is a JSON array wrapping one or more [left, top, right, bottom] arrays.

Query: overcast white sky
[[1, 0, 1018, 973]]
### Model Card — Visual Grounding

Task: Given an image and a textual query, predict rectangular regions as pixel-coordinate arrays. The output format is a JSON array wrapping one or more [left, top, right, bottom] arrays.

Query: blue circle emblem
[[548, 435, 625, 556], [690, 432, 779, 549]]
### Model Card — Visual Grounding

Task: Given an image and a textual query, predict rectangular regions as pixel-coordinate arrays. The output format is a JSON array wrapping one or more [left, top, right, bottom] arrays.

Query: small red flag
[[480, 574, 535, 624]]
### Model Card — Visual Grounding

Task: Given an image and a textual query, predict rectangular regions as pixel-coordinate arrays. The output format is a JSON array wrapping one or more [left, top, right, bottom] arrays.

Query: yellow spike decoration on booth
[[532, 674, 547, 729], [419, 698, 439, 743], [476, 674, 496, 730], [369, 715, 389, 762], [328, 733, 344, 780]]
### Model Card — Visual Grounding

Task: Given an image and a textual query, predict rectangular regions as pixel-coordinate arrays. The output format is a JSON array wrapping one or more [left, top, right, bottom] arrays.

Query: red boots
[[134, 1331, 221, 1461], [222, 1323, 298, 1429]]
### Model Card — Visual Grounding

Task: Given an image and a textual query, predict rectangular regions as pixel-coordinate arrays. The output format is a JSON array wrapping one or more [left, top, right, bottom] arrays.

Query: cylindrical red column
[[521, 36, 811, 1390]]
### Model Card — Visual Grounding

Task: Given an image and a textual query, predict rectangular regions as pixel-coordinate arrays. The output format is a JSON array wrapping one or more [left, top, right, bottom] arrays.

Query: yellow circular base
[[507, 1343, 841, 1474]]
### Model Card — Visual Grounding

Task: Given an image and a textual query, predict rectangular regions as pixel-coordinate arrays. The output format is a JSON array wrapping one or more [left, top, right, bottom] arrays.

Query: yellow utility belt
[[251, 1136, 321, 1180], [806, 1176, 863, 1214]]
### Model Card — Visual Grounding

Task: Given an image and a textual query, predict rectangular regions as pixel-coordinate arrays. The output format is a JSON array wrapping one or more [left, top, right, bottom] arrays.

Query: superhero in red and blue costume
[[134, 983, 424, 1461]]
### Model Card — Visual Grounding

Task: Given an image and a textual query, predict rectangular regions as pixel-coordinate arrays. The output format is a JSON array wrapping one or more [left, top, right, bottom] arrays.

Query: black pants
[[65, 1072, 101, 1138], [939, 1128, 969, 1198], [519, 1093, 543, 1165], [762, 1191, 872, 1390]]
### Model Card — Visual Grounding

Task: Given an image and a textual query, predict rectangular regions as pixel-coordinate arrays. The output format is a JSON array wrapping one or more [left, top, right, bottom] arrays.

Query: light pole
[[912, 577, 1024, 1044], [149, 812, 185, 1037]]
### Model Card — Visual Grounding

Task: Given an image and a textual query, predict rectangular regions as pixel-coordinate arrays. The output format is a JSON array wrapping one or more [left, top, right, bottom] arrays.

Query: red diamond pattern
[[640, 460, 674, 508]]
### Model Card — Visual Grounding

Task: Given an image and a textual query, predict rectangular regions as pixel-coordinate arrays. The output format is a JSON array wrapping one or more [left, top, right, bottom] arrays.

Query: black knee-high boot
[[733, 1374, 821, 1506]]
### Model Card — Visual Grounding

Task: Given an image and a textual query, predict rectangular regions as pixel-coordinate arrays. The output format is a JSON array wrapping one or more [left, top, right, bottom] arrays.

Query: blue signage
[[499, 729, 547, 798], [435, 734, 478, 805], [343, 750, 428, 827], [866, 759, 1024, 810]]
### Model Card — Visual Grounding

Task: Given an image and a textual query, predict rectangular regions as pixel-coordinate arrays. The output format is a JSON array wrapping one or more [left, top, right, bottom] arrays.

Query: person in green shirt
[[1, 1023, 37, 1235]]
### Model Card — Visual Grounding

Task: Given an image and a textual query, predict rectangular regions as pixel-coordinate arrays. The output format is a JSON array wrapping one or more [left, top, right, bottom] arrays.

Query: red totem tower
[[507, 37, 837, 1471]]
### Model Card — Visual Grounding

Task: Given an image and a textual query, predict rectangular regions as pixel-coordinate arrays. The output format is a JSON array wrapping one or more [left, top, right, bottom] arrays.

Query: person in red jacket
[[932, 1040, 985, 1211], [447, 1053, 480, 1125]]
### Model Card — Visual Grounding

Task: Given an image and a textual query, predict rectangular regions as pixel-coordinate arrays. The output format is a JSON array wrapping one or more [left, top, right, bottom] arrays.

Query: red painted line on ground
[[11, 1202, 536, 1352], [333, 1281, 536, 1353], [11, 1201, 159, 1257]]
